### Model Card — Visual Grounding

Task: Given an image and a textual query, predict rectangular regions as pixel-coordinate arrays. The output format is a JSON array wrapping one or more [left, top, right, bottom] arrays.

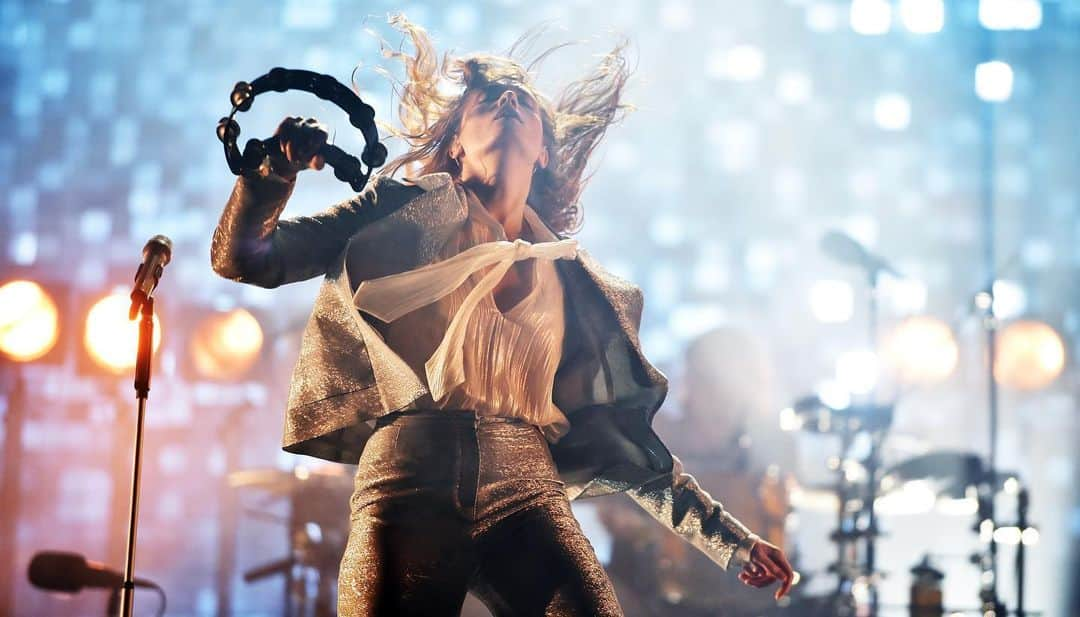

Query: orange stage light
[[0, 280, 60, 363], [84, 292, 162, 374], [882, 315, 959, 385], [189, 308, 264, 380], [995, 320, 1066, 390]]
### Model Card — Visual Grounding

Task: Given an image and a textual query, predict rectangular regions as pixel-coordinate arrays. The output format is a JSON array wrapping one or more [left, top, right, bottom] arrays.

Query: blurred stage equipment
[[973, 20, 1029, 611], [116, 235, 172, 617], [0, 280, 60, 362], [804, 229, 1046, 616], [28, 550, 157, 594], [788, 394, 892, 616], [908, 556, 944, 617], [189, 308, 265, 380], [820, 229, 901, 279], [28, 551, 167, 617], [230, 466, 352, 617], [815, 228, 897, 616], [885, 450, 1038, 616], [217, 67, 387, 191]]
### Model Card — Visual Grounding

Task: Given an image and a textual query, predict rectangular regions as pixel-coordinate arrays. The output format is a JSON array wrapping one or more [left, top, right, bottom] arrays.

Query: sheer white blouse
[[353, 188, 578, 441]]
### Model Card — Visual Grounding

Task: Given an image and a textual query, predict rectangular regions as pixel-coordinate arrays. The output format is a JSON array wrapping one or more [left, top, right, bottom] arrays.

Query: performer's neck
[[461, 176, 530, 241]]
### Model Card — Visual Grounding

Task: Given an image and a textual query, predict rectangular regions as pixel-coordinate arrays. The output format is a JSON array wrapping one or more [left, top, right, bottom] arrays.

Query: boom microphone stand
[[820, 230, 901, 617]]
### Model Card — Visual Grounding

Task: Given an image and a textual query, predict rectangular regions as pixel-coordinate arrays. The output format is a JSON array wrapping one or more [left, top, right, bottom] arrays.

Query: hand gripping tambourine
[[216, 67, 388, 192]]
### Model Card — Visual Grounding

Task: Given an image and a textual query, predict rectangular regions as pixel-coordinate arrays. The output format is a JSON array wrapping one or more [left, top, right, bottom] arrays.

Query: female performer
[[211, 16, 793, 616]]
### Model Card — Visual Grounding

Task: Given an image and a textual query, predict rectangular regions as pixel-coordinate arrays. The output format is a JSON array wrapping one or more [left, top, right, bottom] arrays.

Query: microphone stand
[[865, 266, 882, 617], [826, 262, 889, 617], [118, 297, 155, 617], [974, 23, 1008, 617]]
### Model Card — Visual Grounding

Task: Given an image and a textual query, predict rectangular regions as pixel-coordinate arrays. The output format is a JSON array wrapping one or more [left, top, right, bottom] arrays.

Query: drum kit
[[777, 231, 1039, 617], [784, 398, 1035, 616]]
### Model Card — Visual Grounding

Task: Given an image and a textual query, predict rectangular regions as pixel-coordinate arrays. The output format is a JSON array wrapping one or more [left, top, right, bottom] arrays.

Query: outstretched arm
[[625, 454, 794, 599], [625, 454, 759, 569]]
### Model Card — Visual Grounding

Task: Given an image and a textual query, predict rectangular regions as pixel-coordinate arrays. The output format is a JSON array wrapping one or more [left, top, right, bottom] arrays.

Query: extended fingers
[[768, 548, 796, 599], [759, 550, 795, 600]]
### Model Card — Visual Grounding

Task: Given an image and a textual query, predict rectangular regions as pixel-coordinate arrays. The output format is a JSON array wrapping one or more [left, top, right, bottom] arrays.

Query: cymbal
[[884, 451, 1016, 499], [228, 466, 353, 496]]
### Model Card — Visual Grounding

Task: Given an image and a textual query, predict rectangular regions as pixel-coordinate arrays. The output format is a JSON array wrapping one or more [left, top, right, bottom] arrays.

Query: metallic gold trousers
[[338, 409, 623, 616]]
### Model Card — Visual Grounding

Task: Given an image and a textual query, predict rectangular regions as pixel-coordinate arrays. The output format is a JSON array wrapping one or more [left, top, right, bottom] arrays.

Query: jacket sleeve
[[625, 453, 760, 570], [210, 168, 390, 288]]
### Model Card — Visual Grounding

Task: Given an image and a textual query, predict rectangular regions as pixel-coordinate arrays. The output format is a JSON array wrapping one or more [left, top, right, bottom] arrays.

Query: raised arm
[[210, 169, 387, 288], [211, 116, 412, 288]]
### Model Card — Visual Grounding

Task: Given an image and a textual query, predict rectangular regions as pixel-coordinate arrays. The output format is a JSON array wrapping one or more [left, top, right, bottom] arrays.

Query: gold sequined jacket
[[211, 170, 758, 569]]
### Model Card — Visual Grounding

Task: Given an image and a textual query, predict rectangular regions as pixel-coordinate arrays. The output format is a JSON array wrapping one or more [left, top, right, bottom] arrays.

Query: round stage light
[[883, 316, 959, 385], [898, 0, 945, 34], [190, 308, 264, 380], [836, 350, 879, 395], [0, 280, 60, 362], [975, 60, 1014, 102], [850, 0, 892, 35], [809, 279, 854, 323], [84, 293, 162, 374], [995, 320, 1065, 390]]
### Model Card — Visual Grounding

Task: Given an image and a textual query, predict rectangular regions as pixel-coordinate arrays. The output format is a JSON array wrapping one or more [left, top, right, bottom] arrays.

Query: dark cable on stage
[[28, 551, 167, 617], [216, 67, 388, 192]]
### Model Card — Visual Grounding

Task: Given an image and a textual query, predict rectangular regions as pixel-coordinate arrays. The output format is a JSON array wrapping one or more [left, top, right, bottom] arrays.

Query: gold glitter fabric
[[338, 410, 623, 616], [211, 169, 759, 570], [625, 454, 759, 570]]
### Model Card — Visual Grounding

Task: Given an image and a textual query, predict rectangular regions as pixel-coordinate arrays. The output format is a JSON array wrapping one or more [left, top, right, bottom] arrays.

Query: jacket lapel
[[355, 171, 670, 418], [289, 171, 671, 485]]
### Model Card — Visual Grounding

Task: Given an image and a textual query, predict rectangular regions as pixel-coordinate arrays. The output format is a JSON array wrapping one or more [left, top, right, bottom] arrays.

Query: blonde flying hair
[[374, 14, 632, 235]]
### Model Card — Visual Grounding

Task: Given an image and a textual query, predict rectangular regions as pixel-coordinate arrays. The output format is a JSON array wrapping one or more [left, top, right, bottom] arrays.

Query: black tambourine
[[216, 67, 388, 192]]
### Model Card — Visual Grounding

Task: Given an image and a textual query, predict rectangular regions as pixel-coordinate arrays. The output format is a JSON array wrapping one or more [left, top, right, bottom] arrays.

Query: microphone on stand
[[820, 230, 901, 278], [129, 235, 173, 319], [28, 551, 157, 593]]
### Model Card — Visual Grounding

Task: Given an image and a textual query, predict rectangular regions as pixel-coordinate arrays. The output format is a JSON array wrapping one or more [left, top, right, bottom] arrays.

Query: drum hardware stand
[[971, 19, 1014, 615], [818, 402, 892, 617], [1015, 487, 1028, 617], [237, 477, 341, 617], [815, 229, 905, 616], [792, 396, 893, 617]]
